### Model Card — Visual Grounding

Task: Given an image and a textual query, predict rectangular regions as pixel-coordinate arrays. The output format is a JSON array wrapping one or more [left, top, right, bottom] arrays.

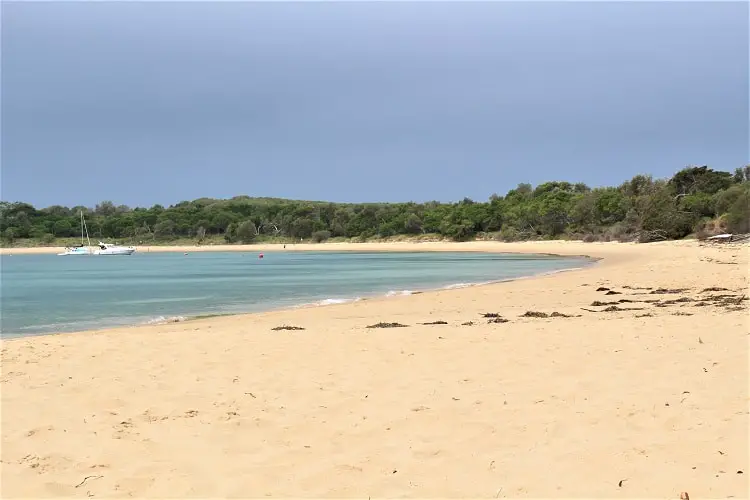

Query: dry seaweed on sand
[[591, 300, 620, 306], [658, 297, 694, 306], [520, 311, 549, 318], [550, 312, 577, 318], [271, 325, 305, 331], [673, 312, 694, 316], [461, 321, 475, 326], [602, 305, 645, 312], [420, 320, 448, 325], [701, 287, 730, 293], [622, 285, 653, 290], [698, 293, 748, 308], [367, 322, 409, 329], [487, 317, 509, 324], [635, 313, 653, 318], [649, 288, 689, 295], [604, 290, 622, 295], [595, 287, 611, 292], [481, 312, 502, 318]]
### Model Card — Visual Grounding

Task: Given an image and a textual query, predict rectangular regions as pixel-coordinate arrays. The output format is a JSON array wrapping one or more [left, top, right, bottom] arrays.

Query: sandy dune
[[1, 240, 748, 498]]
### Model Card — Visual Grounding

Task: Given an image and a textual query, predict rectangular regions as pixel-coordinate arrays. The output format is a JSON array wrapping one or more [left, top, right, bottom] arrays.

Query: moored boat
[[57, 211, 136, 256], [93, 242, 136, 255]]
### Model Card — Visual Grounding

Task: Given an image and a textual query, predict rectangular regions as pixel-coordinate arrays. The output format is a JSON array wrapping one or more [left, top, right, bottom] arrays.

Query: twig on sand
[[75, 476, 103, 488], [420, 320, 448, 325], [367, 322, 408, 329]]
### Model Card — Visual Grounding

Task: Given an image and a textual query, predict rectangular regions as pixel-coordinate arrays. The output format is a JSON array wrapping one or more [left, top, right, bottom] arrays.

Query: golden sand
[[1, 240, 748, 498]]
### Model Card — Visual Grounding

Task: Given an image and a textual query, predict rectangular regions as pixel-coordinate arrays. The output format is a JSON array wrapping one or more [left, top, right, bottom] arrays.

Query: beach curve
[[1, 240, 748, 498]]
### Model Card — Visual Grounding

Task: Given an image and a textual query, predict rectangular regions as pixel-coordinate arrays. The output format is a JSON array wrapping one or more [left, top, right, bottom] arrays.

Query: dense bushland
[[2, 165, 748, 247]]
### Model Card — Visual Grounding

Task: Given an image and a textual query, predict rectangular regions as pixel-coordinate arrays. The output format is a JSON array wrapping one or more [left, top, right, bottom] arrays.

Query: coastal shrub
[[603, 222, 631, 242], [725, 188, 750, 233], [235, 221, 257, 244], [311, 230, 331, 243], [497, 226, 521, 241], [582, 233, 598, 243], [2, 227, 16, 243]]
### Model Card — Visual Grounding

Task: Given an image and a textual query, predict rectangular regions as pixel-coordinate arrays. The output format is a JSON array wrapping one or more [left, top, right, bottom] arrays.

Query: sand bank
[[1, 240, 748, 498], [0, 238, 651, 257]]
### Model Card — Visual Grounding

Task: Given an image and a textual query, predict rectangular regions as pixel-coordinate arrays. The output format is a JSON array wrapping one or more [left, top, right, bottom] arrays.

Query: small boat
[[58, 211, 136, 256], [58, 212, 94, 256], [58, 244, 93, 256], [93, 242, 136, 256]]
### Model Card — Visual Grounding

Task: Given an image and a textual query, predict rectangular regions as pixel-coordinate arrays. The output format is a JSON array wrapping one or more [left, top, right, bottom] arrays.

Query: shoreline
[[1, 246, 599, 339], [0, 239, 614, 257], [2, 239, 747, 498]]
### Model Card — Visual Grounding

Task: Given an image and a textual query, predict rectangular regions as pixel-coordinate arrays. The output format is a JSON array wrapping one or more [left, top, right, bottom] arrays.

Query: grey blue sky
[[2, 1, 748, 208]]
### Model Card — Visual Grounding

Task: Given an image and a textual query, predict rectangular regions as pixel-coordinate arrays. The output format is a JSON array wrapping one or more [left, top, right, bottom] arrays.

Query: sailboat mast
[[82, 211, 92, 248], [79, 210, 92, 251]]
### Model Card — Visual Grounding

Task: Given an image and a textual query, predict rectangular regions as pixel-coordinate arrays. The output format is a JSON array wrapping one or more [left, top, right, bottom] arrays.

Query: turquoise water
[[0, 251, 591, 337]]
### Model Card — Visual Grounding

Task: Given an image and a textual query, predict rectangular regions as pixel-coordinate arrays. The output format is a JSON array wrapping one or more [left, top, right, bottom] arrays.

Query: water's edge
[[1, 253, 598, 340]]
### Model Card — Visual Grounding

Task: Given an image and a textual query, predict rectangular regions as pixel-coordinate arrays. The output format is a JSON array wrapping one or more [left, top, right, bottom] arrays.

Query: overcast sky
[[1, 1, 748, 208]]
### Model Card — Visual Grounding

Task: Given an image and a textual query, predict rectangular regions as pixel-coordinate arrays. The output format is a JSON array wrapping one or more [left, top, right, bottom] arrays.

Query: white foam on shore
[[440, 281, 493, 290], [385, 289, 417, 297], [295, 297, 363, 308], [144, 315, 187, 325]]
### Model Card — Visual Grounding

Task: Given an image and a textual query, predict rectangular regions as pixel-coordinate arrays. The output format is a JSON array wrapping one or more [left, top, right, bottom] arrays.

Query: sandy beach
[[1, 240, 748, 498]]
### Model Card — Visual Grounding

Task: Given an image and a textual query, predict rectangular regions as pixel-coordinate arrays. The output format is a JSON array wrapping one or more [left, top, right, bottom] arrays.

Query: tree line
[[2, 165, 748, 246]]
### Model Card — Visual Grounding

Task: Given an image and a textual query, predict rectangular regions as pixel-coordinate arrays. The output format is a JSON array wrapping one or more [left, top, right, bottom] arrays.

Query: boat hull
[[58, 248, 93, 256], [94, 248, 136, 255]]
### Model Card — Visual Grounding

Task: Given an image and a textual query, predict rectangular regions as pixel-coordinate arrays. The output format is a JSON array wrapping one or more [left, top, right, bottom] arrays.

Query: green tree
[[235, 221, 257, 243]]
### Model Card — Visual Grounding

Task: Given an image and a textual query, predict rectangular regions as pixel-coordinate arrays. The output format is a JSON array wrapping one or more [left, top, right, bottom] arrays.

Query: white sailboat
[[58, 211, 137, 256], [58, 211, 93, 256]]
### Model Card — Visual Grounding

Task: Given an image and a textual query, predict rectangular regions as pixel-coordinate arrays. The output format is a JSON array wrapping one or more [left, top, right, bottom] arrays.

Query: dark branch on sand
[[75, 476, 103, 488]]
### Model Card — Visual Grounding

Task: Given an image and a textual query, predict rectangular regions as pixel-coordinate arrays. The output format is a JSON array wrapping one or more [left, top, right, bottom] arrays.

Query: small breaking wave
[[385, 289, 417, 297], [295, 297, 363, 308], [440, 281, 486, 290], [143, 315, 187, 325]]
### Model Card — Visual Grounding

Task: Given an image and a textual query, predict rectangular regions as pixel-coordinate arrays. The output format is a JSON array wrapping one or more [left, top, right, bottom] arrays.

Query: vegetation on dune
[[1, 165, 748, 247]]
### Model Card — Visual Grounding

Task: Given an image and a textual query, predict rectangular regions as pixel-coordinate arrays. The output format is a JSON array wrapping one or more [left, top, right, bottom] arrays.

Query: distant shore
[[1, 239, 622, 258], [2, 239, 747, 498]]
